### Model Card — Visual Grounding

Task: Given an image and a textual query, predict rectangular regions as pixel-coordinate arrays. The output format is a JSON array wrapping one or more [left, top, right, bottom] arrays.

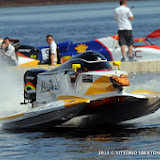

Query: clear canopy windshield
[[47, 51, 112, 73], [70, 51, 112, 71]]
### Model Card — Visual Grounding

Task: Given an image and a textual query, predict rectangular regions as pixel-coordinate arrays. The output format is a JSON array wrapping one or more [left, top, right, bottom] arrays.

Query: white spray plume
[[0, 60, 26, 117], [124, 74, 160, 126]]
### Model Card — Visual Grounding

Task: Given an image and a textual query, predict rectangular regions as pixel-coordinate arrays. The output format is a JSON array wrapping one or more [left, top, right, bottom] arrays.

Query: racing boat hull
[[84, 96, 160, 125], [63, 95, 160, 127]]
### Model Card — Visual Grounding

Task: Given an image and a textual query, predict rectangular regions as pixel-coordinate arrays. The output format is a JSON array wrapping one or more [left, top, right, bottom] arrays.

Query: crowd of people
[[1, 0, 134, 66]]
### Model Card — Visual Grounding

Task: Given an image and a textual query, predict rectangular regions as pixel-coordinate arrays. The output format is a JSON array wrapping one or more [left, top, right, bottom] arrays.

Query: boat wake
[[122, 109, 160, 128], [123, 74, 160, 127]]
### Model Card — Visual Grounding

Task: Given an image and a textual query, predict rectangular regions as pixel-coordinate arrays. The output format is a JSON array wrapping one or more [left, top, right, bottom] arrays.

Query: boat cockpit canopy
[[49, 51, 112, 73]]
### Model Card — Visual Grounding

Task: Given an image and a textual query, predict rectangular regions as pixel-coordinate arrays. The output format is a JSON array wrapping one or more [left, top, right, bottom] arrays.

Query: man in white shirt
[[2, 37, 18, 65], [114, 0, 134, 62], [46, 35, 57, 66]]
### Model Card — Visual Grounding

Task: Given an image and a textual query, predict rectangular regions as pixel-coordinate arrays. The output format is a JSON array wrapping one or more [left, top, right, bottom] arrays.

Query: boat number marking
[[82, 75, 93, 83]]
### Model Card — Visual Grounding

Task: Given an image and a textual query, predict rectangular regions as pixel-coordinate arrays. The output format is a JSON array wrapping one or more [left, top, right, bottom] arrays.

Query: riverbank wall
[[112, 60, 160, 74], [12, 60, 160, 76]]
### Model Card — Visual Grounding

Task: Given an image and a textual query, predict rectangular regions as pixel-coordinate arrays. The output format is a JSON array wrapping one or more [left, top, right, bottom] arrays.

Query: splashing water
[[123, 74, 160, 127], [128, 73, 160, 92], [0, 61, 26, 117], [122, 109, 160, 128]]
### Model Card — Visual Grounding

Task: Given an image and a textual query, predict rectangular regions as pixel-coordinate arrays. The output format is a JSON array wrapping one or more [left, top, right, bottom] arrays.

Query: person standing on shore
[[46, 35, 57, 66], [114, 0, 134, 62], [1, 37, 18, 65]]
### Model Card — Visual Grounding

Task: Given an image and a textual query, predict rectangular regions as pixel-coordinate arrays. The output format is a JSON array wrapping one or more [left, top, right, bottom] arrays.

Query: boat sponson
[[75, 96, 160, 126], [2, 103, 85, 130]]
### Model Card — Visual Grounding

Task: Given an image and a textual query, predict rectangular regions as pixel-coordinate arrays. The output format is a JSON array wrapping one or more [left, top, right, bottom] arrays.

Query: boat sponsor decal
[[75, 44, 88, 53], [18, 49, 31, 53], [82, 75, 93, 83], [26, 76, 35, 80], [25, 82, 36, 91], [40, 79, 60, 93]]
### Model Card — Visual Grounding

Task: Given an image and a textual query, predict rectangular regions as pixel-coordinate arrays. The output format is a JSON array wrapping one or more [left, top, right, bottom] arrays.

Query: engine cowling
[[24, 69, 46, 102]]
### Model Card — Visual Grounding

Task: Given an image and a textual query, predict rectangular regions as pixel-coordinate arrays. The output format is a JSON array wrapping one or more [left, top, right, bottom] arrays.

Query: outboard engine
[[24, 69, 46, 103]]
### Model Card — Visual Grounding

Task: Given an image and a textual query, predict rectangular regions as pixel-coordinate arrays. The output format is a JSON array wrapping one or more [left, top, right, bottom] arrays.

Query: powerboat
[[110, 28, 160, 61], [0, 51, 160, 130], [0, 39, 41, 66], [38, 29, 160, 64], [1, 29, 160, 67]]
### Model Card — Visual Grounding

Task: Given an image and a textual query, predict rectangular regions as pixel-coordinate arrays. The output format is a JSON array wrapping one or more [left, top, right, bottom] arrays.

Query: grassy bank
[[0, 0, 142, 8]]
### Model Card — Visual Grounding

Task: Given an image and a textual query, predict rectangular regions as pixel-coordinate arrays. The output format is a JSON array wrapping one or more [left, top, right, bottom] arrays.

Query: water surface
[[0, 1, 160, 159]]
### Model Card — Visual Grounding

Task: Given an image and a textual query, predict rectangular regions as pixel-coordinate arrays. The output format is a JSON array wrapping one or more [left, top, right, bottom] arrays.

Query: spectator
[[2, 37, 18, 65], [46, 35, 58, 65], [114, 0, 134, 62]]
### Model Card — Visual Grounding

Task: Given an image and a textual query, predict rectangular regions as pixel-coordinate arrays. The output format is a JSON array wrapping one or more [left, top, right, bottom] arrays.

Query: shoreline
[[12, 59, 160, 74], [0, 0, 146, 8]]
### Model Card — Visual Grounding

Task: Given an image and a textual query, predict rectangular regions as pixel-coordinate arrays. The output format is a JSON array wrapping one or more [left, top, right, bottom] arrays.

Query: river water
[[0, 0, 160, 159]]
